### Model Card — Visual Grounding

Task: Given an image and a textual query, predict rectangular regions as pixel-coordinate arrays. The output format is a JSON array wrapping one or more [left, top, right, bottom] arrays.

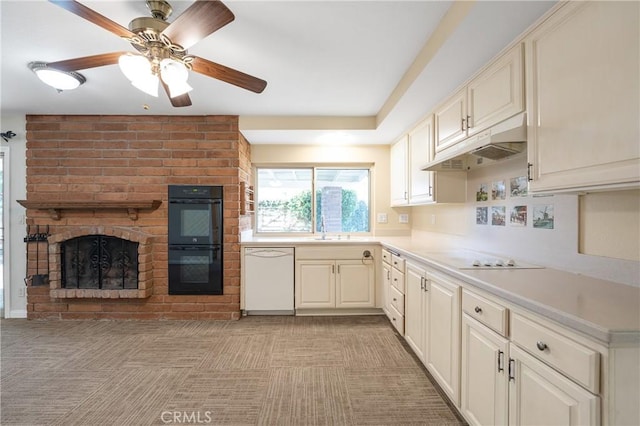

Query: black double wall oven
[[168, 185, 223, 295]]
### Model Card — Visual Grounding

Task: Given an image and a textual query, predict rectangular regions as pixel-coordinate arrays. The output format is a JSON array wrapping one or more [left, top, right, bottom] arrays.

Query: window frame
[[253, 164, 373, 237]]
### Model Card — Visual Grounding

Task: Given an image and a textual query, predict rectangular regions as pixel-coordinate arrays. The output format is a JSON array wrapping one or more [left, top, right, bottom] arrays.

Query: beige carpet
[[1, 315, 465, 425]]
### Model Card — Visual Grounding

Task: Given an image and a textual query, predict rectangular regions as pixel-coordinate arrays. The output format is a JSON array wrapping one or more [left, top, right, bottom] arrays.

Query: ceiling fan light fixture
[[167, 80, 193, 98], [119, 53, 152, 82], [131, 74, 160, 97], [28, 61, 86, 91]]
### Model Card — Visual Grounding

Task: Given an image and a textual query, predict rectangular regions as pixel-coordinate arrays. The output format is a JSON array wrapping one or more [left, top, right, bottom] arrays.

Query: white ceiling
[[0, 0, 556, 145]]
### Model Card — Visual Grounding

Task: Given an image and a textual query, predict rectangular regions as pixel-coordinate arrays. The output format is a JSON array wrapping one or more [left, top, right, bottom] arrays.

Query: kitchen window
[[255, 167, 370, 235]]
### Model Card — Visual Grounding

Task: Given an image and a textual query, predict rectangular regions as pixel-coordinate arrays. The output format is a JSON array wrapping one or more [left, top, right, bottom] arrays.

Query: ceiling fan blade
[[47, 52, 128, 71], [161, 81, 193, 108], [49, 0, 137, 39], [191, 56, 267, 94], [161, 0, 235, 50]]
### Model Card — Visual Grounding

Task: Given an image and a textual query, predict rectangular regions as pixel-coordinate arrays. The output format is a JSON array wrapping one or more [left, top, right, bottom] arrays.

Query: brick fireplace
[[23, 115, 252, 320]]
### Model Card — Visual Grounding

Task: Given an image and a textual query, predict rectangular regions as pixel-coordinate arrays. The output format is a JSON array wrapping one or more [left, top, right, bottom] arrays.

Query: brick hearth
[[23, 115, 252, 320]]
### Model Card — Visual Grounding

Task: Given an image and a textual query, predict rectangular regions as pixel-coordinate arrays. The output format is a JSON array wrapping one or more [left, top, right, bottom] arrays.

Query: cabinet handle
[[536, 341, 548, 351], [387, 270, 391, 280], [461, 117, 466, 132], [508, 358, 515, 382], [393, 298, 397, 302], [474, 306, 482, 314], [527, 162, 533, 182], [337, 264, 340, 274], [466, 115, 471, 129], [497, 350, 504, 372], [332, 264, 335, 274]]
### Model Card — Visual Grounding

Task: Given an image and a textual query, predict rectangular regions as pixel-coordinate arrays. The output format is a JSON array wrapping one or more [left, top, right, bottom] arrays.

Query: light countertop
[[241, 236, 640, 344]]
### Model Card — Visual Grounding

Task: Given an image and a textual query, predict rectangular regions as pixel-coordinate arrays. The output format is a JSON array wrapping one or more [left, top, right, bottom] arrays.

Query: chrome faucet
[[320, 215, 326, 239]]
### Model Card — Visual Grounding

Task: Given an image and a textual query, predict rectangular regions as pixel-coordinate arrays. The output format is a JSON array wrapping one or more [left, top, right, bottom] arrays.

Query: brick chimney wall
[[24, 115, 252, 320]]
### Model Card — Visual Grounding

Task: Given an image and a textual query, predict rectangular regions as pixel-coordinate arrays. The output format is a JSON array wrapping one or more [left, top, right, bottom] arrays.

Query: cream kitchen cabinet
[[408, 116, 435, 205], [295, 246, 375, 311], [390, 135, 409, 206], [525, 1, 640, 192], [425, 269, 462, 406], [381, 249, 392, 317], [508, 344, 599, 426], [387, 252, 405, 334], [391, 117, 466, 206], [404, 260, 429, 362], [460, 289, 510, 426], [435, 43, 524, 154]]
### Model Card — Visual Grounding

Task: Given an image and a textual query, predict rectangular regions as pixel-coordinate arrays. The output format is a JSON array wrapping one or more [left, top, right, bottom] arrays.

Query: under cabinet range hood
[[422, 112, 527, 172]]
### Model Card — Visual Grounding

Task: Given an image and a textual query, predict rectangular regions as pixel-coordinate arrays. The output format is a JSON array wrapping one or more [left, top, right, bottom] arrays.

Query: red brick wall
[[24, 114, 252, 320]]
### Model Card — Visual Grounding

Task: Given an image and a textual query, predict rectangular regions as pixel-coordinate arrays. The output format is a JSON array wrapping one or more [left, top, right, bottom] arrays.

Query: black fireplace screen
[[61, 235, 139, 289]]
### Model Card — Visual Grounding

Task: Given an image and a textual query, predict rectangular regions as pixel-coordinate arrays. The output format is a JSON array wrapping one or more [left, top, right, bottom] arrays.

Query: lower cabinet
[[461, 314, 509, 426], [404, 260, 429, 362], [508, 344, 599, 426], [296, 259, 375, 308], [385, 247, 636, 426], [425, 270, 462, 406], [460, 287, 601, 426], [381, 256, 392, 316]]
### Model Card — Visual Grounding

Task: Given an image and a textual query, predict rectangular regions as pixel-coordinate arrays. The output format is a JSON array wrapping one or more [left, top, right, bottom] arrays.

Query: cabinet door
[[404, 261, 428, 362], [390, 135, 409, 206], [408, 116, 435, 205], [526, 1, 640, 192], [467, 43, 524, 136], [508, 344, 599, 426], [335, 260, 375, 308], [295, 261, 335, 308], [434, 87, 467, 153], [461, 314, 509, 426], [382, 262, 391, 316], [426, 271, 462, 406]]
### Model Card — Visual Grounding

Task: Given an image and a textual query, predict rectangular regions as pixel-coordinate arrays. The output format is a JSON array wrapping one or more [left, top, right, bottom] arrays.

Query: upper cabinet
[[391, 116, 465, 206], [435, 44, 525, 154], [390, 134, 409, 206], [408, 116, 435, 205], [526, 1, 640, 192]]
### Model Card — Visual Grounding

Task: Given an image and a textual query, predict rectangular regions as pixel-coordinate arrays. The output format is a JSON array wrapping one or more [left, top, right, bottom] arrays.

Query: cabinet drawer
[[391, 253, 405, 271], [462, 289, 508, 336], [382, 249, 391, 265], [391, 267, 405, 294], [511, 313, 600, 393], [388, 304, 405, 335], [389, 285, 404, 315]]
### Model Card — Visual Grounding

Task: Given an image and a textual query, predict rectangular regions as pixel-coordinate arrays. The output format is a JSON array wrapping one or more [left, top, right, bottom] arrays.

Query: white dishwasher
[[243, 247, 295, 315]]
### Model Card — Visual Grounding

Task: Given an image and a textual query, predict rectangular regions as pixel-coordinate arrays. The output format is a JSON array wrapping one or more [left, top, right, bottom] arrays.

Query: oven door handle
[[170, 246, 219, 251], [169, 199, 221, 205]]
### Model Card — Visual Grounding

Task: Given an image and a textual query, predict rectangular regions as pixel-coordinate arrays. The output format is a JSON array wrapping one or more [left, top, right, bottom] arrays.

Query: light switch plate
[[377, 213, 388, 223], [399, 214, 409, 224]]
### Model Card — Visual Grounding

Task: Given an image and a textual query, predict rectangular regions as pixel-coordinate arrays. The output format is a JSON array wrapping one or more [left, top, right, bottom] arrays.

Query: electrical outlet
[[398, 214, 409, 224], [18, 288, 26, 297], [377, 213, 388, 224]]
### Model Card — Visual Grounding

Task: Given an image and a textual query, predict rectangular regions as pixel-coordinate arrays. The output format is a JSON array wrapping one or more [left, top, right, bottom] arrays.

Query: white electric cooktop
[[421, 249, 544, 270]]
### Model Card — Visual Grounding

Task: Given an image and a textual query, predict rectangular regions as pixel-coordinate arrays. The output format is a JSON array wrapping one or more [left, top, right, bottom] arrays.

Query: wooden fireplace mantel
[[17, 200, 162, 221]]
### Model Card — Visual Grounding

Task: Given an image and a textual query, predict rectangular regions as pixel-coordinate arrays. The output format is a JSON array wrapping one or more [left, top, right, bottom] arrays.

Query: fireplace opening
[[61, 235, 139, 290]]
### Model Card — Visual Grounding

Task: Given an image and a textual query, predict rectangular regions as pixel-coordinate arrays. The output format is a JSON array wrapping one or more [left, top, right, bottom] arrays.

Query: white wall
[[0, 114, 27, 317]]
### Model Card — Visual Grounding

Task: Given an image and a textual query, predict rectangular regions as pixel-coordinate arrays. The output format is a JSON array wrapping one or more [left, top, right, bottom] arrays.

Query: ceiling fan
[[40, 0, 267, 107]]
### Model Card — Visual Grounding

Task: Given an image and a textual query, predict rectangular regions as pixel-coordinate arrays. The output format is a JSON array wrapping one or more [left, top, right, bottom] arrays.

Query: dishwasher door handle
[[245, 249, 293, 258]]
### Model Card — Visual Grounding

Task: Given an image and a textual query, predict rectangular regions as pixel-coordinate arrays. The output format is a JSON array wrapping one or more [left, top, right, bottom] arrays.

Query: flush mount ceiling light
[[28, 61, 86, 91]]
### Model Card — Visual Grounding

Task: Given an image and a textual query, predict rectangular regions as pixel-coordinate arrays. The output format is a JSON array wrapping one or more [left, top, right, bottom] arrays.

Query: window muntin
[[256, 167, 370, 234]]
